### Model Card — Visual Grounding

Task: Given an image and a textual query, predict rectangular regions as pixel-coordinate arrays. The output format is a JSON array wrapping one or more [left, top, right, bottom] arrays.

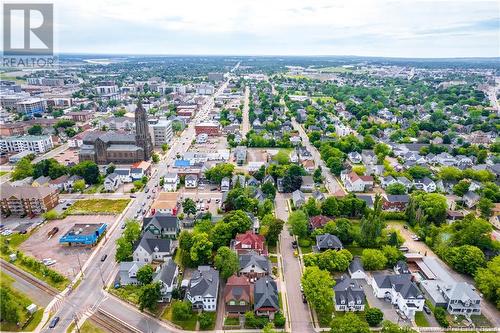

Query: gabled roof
[[224, 275, 251, 302], [373, 273, 423, 299], [385, 195, 410, 203], [188, 266, 219, 298], [316, 233, 343, 250], [153, 259, 178, 286], [309, 215, 332, 229], [232, 231, 267, 253], [254, 276, 279, 311], [134, 236, 172, 254], [239, 251, 270, 273], [143, 214, 179, 231], [349, 257, 364, 273], [334, 276, 365, 305]]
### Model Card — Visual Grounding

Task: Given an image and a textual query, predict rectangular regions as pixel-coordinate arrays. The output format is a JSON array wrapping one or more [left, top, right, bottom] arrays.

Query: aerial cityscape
[[0, 1, 499, 333]]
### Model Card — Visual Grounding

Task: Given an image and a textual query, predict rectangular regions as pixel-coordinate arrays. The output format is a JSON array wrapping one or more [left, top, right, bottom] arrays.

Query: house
[[348, 152, 362, 164], [315, 233, 343, 251], [312, 190, 325, 202], [186, 266, 219, 312], [463, 191, 480, 208], [163, 173, 179, 192], [133, 236, 175, 263], [309, 215, 332, 230], [32, 176, 50, 187], [371, 273, 424, 318], [361, 150, 377, 165], [232, 175, 246, 188], [348, 257, 366, 280], [394, 260, 410, 274], [292, 190, 306, 207], [235, 146, 247, 165], [381, 176, 397, 188], [383, 195, 410, 212], [131, 161, 152, 179], [104, 173, 122, 192], [301, 159, 315, 174], [142, 214, 180, 239], [115, 168, 132, 183], [418, 257, 481, 315], [334, 276, 366, 312], [65, 175, 83, 192], [300, 176, 314, 192], [117, 261, 146, 286], [185, 174, 198, 188], [224, 275, 252, 316], [341, 171, 372, 192], [262, 175, 275, 185], [356, 194, 374, 209], [231, 231, 267, 255], [153, 259, 179, 302], [48, 175, 70, 192], [254, 276, 279, 319], [221, 177, 231, 192], [396, 176, 413, 190], [413, 177, 436, 193], [246, 176, 260, 187], [239, 251, 271, 280]]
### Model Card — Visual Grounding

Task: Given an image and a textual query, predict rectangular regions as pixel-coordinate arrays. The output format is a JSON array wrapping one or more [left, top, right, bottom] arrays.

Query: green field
[[66, 199, 130, 215], [0, 271, 44, 332], [0, 171, 9, 177], [415, 311, 430, 327], [162, 301, 198, 331]]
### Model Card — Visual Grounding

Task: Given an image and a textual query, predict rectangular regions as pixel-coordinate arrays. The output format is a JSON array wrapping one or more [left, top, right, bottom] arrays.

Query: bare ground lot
[[247, 148, 270, 163], [19, 215, 117, 280], [52, 148, 79, 166]]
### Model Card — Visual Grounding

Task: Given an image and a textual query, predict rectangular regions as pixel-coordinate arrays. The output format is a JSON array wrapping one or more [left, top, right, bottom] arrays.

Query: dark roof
[[254, 276, 279, 311], [188, 266, 219, 298], [349, 257, 364, 274], [135, 236, 171, 254], [143, 214, 179, 231], [334, 276, 365, 306], [373, 274, 423, 299], [239, 251, 270, 273], [316, 233, 343, 250], [386, 195, 410, 203], [154, 259, 178, 285]]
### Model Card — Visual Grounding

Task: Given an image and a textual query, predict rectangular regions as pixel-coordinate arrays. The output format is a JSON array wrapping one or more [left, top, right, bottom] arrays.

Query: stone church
[[79, 102, 153, 164]]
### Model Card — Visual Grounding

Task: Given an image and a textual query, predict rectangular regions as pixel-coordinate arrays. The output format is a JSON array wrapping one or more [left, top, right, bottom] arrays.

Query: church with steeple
[[79, 101, 154, 164]]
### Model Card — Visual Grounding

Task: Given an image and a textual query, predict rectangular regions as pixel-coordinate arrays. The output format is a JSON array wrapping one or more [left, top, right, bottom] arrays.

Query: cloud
[[50, 0, 500, 57]]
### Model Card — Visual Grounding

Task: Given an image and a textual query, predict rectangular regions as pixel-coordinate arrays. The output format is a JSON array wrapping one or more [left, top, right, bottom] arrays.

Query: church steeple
[[135, 100, 153, 161]]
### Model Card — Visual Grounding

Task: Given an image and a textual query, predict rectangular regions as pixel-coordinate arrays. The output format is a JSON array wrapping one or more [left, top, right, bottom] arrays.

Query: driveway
[[358, 278, 405, 325]]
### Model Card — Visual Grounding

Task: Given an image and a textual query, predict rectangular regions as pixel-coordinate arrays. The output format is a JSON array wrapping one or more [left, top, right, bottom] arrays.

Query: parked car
[[423, 305, 431, 315], [49, 317, 60, 328], [302, 294, 307, 303], [101, 254, 108, 262], [292, 240, 298, 249], [399, 246, 410, 252], [130, 194, 137, 198]]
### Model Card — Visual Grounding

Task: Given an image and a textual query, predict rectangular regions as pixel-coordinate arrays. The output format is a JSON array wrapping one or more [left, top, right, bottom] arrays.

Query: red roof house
[[230, 231, 267, 255]]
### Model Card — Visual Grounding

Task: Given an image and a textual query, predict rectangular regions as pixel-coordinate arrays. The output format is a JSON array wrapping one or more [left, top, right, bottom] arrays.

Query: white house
[[117, 261, 146, 286], [413, 177, 436, 193], [133, 237, 175, 263], [186, 266, 219, 311], [104, 173, 122, 192], [348, 257, 367, 281], [153, 259, 179, 302], [185, 174, 198, 188], [163, 173, 179, 192], [371, 273, 425, 318], [341, 171, 373, 192], [115, 168, 133, 183]]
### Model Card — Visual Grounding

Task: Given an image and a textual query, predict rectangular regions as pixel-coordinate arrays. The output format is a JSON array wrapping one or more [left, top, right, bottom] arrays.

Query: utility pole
[[76, 251, 84, 278], [73, 313, 81, 333], [98, 264, 105, 287]]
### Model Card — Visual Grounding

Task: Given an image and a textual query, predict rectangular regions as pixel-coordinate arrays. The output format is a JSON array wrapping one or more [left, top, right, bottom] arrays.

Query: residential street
[[276, 193, 315, 333], [241, 85, 250, 136]]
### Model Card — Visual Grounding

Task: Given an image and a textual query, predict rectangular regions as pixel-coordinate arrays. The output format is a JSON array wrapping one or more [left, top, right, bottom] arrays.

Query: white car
[[1, 229, 12, 236]]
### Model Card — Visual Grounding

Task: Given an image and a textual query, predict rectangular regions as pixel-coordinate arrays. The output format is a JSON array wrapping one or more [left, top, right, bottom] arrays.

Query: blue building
[[174, 160, 190, 168], [59, 223, 107, 245]]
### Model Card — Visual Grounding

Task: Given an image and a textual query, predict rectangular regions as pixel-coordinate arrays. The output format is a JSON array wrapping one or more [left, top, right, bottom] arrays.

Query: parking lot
[[178, 187, 223, 216], [52, 148, 79, 166], [247, 148, 271, 163], [190, 136, 228, 153], [19, 215, 117, 279]]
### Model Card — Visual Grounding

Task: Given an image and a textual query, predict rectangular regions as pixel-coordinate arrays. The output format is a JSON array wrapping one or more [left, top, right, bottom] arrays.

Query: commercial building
[[16, 98, 47, 116], [95, 81, 118, 95], [208, 72, 224, 82], [149, 119, 173, 147], [26, 77, 64, 86], [195, 122, 220, 136], [68, 111, 93, 122], [0, 135, 53, 154], [0, 184, 59, 216], [0, 92, 30, 110], [196, 84, 214, 95], [59, 223, 107, 246]]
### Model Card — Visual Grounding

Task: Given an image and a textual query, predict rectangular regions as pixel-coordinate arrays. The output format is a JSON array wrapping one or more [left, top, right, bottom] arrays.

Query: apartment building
[[149, 119, 173, 146], [16, 98, 47, 116], [0, 184, 59, 216], [0, 135, 54, 154]]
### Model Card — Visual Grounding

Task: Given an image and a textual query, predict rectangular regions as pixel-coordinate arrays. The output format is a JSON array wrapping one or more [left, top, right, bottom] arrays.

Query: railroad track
[[90, 310, 141, 333], [0, 259, 58, 296]]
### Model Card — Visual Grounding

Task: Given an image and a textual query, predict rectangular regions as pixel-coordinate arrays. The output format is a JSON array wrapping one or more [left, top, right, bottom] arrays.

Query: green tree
[[443, 245, 485, 275], [361, 249, 387, 270], [381, 246, 403, 266], [205, 163, 235, 184], [182, 198, 197, 217], [365, 308, 384, 327], [313, 167, 323, 183], [172, 300, 192, 321], [199, 312, 214, 329], [190, 232, 213, 265], [478, 197, 494, 219], [28, 124, 43, 135], [152, 153, 160, 163], [330, 312, 370, 333], [136, 265, 154, 285], [138, 282, 161, 311], [214, 246, 239, 279], [178, 231, 194, 267], [303, 249, 353, 272], [72, 179, 86, 192], [261, 182, 276, 199], [260, 215, 284, 245], [450, 215, 493, 250], [106, 163, 116, 175], [302, 266, 335, 326], [115, 237, 133, 262], [303, 197, 321, 217], [359, 194, 385, 247], [0, 288, 20, 324], [282, 164, 304, 192], [386, 183, 406, 195], [321, 197, 339, 217], [475, 256, 500, 309], [71, 161, 100, 184], [274, 150, 290, 165], [452, 180, 470, 197], [161, 143, 169, 152], [381, 321, 418, 333], [115, 219, 141, 262], [11, 157, 34, 180], [409, 193, 448, 225], [407, 166, 432, 179], [288, 210, 308, 238]]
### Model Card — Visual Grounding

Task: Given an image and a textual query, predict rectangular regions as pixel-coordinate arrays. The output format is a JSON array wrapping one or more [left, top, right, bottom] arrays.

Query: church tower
[[135, 100, 153, 161]]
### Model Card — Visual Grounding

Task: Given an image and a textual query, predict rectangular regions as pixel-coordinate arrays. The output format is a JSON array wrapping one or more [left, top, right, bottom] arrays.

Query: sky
[[13, 0, 500, 57]]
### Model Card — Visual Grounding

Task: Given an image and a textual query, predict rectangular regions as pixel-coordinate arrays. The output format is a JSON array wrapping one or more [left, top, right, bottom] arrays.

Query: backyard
[[65, 199, 130, 215]]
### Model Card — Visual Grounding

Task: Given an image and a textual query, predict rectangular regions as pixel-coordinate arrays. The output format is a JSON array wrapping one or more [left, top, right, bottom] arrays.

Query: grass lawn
[[83, 184, 104, 194], [0, 271, 44, 332], [224, 317, 240, 326], [109, 285, 140, 305], [0, 171, 9, 177], [415, 311, 430, 327], [81, 320, 106, 333], [268, 244, 277, 254], [345, 246, 364, 256], [312, 96, 337, 103], [65, 199, 130, 215], [269, 255, 278, 263], [470, 314, 493, 327], [162, 302, 198, 331], [1, 233, 30, 248], [199, 312, 216, 330]]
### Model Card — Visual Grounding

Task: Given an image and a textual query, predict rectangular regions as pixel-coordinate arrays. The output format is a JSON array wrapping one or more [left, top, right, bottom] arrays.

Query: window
[[239, 301, 246, 306]]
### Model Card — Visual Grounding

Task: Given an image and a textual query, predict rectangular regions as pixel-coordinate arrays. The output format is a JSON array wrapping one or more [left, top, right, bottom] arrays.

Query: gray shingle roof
[[239, 251, 270, 273], [153, 259, 178, 286], [316, 233, 343, 250], [254, 276, 279, 311], [135, 236, 171, 254], [373, 273, 423, 299], [334, 276, 365, 306], [188, 266, 219, 298]]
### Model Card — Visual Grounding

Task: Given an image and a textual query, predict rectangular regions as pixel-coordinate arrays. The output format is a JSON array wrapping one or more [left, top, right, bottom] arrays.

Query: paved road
[[241, 86, 250, 136], [276, 193, 314, 333], [290, 118, 345, 196]]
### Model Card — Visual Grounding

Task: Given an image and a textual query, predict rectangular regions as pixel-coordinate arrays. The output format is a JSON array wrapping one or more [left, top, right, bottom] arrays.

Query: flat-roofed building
[[0, 135, 53, 153], [16, 98, 47, 116], [149, 119, 173, 147], [0, 184, 59, 216], [195, 122, 220, 136]]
